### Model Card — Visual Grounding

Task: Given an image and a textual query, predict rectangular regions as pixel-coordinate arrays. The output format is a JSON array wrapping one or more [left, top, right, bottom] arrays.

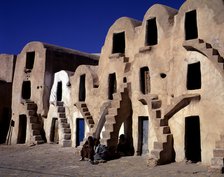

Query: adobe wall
[[0, 54, 16, 144]]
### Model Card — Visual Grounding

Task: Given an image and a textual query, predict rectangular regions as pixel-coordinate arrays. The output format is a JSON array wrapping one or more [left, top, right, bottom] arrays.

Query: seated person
[[80, 136, 94, 163], [94, 139, 110, 162]]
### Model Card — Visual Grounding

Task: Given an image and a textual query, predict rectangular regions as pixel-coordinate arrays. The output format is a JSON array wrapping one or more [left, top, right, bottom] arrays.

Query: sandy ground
[[0, 144, 223, 177]]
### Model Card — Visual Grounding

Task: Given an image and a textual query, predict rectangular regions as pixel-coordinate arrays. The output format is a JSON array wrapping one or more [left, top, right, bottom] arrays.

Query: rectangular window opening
[[185, 10, 198, 40], [26, 52, 35, 70], [146, 18, 158, 46], [140, 67, 150, 94], [187, 62, 201, 90], [112, 32, 125, 54]]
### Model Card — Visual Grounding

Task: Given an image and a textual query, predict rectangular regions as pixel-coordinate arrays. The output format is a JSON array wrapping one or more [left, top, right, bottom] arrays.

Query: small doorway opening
[[185, 10, 198, 40], [56, 81, 62, 102], [185, 116, 201, 162], [17, 115, 27, 144], [26, 52, 35, 70], [76, 118, 85, 147], [108, 73, 117, 100], [50, 118, 59, 144], [146, 18, 158, 46], [140, 67, 150, 94], [112, 32, 125, 54], [79, 74, 86, 101], [187, 62, 201, 90], [22, 81, 31, 99], [138, 116, 149, 155]]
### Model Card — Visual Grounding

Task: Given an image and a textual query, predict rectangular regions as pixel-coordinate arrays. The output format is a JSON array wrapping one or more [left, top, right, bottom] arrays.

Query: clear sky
[[0, 0, 185, 55]]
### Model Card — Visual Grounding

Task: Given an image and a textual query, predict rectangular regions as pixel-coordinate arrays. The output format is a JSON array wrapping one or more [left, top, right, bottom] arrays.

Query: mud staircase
[[149, 96, 174, 165], [56, 101, 71, 147], [211, 134, 224, 172], [26, 101, 44, 145], [75, 102, 95, 129], [101, 83, 128, 151], [139, 94, 200, 165], [183, 39, 224, 76]]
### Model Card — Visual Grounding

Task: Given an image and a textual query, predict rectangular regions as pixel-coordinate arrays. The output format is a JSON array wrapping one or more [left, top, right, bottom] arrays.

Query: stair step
[[56, 101, 64, 106], [86, 116, 93, 120], [113, 93, 122, 100], [62, 140, 71, 147], [162, 126, 170, 134], [108, 108, 118, 115], [84, 112, 91, 116], [82, 107, 88, 112], [81, 103, 87, 108], [102, 131, 111, 139], [216, 56, 224, 63], [61, 123, 70, 128], [213, 149, 224, 157], [155, 109, 161, 118], [152, 100, 162, 109], [159, 119, 168, 126], [57, 106, 65, 112], [87, 119, 94, 125], [105, 115, 116, 123], [205, 43, 212, 49], [64, 134, 71, 140], [63, 128, 71, 133], [211, 157, 224, 169], [59, 113, 66, 118], [36, 140, 45, 144], [151, 149, 162, 159], [104, 123, 114, 131], [31, 123, 41, 130], [27, 103, 37, 110], [59, 118, 67, 123], [30, 116, 38, 123], [32, 130, 40, 135], [111, 100, 120, 108], [154, 142, 166, 149], [34, 135, 42, 141], [28, 110, 36, 116]]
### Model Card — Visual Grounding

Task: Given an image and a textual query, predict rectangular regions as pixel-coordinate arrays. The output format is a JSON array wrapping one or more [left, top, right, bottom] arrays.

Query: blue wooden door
[[76, 118, 84, 146]]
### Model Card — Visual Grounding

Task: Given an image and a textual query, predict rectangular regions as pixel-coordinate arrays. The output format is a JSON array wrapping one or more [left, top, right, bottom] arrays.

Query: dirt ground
[[0, 144, 223, 177]]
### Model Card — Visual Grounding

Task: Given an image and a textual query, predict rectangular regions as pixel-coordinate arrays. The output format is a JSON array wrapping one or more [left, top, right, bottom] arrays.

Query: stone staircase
[[101, 83, 128, 151], [75, 102, 95, 128], [211, 134, 224, 172], [183, 39, 224, 77], [138, 94, 201, 165], [150, 97, 174, 165], [26, 101, 44, 145], [56, 101, 71, 147]]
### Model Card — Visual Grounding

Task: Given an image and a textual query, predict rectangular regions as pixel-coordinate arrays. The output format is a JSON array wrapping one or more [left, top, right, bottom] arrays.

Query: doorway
[[56, 81, 62, 102], [79, 74, 86, 101], [22, 81, 31, 99], [138, 116, 149, 155], [185, 10, 198, 40], [185, 116, 201, 162], [17, 115, 27, 144], [76, 118, 85, 147], [146, 18, 158, 46], [112, 31, 125, 54], [108, 73, 117, 100], [187, 62, 201, 90], [50, 118, 59, 144], [140, 67, 150, 94]]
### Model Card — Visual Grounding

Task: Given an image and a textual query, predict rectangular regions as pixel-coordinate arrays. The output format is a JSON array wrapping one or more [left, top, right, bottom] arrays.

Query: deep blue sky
[[0, 0, 185, 55]]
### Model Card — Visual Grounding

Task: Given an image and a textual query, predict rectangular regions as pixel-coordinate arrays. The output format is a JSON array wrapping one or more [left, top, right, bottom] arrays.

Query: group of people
[[79, 134, 132, 165]]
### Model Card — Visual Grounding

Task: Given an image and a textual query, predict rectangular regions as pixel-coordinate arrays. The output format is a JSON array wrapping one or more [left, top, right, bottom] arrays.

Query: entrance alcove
[[17, 115, 27, 144]]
